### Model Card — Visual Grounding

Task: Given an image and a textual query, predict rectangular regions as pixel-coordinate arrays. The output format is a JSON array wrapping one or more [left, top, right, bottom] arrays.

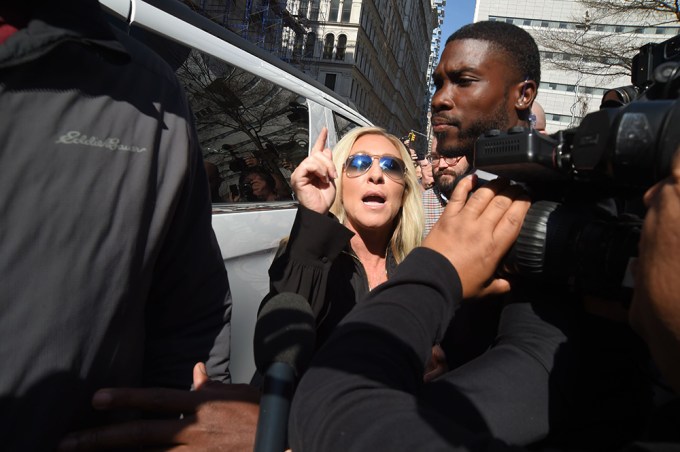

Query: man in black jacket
[[0, 1, 257, 450]]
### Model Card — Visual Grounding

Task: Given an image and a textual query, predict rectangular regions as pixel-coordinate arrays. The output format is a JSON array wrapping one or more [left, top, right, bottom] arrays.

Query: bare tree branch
[[533, 0, 679, 84]]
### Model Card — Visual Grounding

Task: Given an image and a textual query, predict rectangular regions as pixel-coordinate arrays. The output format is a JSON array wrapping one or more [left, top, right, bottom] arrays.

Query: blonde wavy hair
[[329, 126, 424, 263]]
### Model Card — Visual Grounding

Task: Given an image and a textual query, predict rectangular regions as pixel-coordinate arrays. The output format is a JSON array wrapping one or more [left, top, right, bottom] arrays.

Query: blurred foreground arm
[[289, 176, 530, 451], [59, 363, 259, 451], [629, 148, 680, 395]]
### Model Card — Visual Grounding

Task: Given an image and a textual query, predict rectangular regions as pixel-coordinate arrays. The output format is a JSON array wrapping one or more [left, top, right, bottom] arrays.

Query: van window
[[333, 113, 362, 140], [128, 25, 309, 204]]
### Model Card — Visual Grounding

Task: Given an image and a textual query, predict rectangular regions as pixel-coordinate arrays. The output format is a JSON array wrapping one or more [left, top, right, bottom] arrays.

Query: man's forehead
[[436, 39, 511, 73]]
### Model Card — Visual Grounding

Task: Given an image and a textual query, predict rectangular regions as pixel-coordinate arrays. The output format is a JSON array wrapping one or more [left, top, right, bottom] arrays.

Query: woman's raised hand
[[290, 128, 338, 215]]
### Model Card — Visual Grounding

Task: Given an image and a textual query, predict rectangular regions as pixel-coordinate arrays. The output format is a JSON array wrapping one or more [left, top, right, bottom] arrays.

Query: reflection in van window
[[180, 51, 307, 203], [238, 166, 286, 202], [334, 112, 362, 140], [129, 24, 310, 203]]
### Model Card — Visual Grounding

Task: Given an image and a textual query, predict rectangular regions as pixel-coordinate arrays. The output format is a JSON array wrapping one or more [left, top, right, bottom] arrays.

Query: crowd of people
[[2, 2, 679, 451]]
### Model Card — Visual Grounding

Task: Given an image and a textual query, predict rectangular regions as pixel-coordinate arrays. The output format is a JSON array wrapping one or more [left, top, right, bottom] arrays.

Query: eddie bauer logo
[[55, 131, 147, 153]]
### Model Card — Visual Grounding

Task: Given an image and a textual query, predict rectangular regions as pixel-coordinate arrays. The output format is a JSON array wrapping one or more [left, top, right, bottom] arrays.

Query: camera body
[[473, 34, 680, 300]]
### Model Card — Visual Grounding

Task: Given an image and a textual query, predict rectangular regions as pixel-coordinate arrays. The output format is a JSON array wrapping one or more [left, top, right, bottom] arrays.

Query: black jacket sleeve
[[266, 205, 354, 319], [144, 99, 232, 386], [288, 247, 526, 451], [287, 245, 577, 451], [422, 296, 575, 445]]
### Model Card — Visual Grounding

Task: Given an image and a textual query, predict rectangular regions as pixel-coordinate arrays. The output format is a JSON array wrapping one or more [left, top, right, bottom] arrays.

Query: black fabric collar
[[344, 242, 399, 279], [0, 0, 128, 68]]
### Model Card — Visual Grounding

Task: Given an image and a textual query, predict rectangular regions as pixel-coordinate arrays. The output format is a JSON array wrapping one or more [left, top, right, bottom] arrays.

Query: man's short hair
[[446, 21, 541, 86]]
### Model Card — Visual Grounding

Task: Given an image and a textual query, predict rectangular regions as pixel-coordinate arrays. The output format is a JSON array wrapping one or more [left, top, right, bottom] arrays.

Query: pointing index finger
[[310, 127, 336, 179], [311, 127, 329, 155]]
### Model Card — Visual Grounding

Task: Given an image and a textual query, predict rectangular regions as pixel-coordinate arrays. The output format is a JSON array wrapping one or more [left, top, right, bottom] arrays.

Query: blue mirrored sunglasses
[[344, 153, 406, 181]]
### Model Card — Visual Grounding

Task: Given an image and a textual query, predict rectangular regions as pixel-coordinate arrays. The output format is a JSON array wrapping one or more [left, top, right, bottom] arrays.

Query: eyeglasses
[[344, 153, 406, 181], [427, 154, 465, 166]]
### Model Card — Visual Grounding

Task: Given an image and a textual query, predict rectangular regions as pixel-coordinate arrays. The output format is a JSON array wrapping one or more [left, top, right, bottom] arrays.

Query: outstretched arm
[[59, 363, 259, 451]]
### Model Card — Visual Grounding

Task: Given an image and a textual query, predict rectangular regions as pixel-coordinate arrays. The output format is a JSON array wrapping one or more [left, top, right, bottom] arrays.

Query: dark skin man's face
[[431, 39, 527, 159]]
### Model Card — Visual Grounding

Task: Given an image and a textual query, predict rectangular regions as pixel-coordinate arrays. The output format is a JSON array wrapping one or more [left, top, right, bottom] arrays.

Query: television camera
[[473, 34, 680, 301]]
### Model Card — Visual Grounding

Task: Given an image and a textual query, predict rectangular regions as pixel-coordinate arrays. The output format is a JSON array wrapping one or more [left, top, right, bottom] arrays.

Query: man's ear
[[514, 79, 537, 111]]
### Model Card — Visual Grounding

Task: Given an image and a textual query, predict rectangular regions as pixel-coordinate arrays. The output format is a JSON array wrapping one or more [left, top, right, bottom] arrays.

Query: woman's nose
[[367, 159, 384, 182]]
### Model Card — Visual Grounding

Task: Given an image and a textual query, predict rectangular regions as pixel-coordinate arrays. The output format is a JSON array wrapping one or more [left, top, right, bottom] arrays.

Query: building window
[[341, 0, 352, 22], [323, 34, 334, 59], [329, 0, 340, 21], [336, 34, 347, 60], [292, 33, 303, 61], [325, 73, 337, 90], [304, 33, 316, 57], [523, 19, 531, 26], [310, 0, 320, 21], [299, 0, 308, 18]]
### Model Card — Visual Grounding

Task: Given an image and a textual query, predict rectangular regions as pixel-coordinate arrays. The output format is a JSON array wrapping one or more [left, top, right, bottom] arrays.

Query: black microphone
[[253, 292, 316, 452]]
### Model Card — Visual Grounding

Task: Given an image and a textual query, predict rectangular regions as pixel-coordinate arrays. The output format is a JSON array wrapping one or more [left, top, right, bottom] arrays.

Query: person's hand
[[58, 363, 260, 451], [408, 146, 418, 163], [423, 343, 448, 382], [629, 147, 680, 395], [423, 174, 530, 299], [290, 127, 337, 215], [244, 156, 260, 167]]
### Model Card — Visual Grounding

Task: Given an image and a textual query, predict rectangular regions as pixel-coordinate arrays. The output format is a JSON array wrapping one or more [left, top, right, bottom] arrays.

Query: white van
[[100, 0, 372, 383]]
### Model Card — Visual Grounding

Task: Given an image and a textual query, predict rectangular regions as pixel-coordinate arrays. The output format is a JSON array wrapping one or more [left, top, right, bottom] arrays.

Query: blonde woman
[[265, 126, 424, 348]]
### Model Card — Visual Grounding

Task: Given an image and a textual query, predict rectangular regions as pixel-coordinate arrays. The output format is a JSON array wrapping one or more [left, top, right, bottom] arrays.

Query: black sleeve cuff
[[286, 205, 355, 266]]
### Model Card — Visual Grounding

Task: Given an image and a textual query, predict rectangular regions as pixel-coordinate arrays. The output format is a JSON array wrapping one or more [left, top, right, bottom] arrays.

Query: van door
[[100, 0, 370, 382]]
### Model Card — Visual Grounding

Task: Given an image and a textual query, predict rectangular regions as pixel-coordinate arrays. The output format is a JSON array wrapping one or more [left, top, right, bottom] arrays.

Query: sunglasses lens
[[345, 154, 405, 180], [346, 154, 373, 177], [379, 157, 405, 179]]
